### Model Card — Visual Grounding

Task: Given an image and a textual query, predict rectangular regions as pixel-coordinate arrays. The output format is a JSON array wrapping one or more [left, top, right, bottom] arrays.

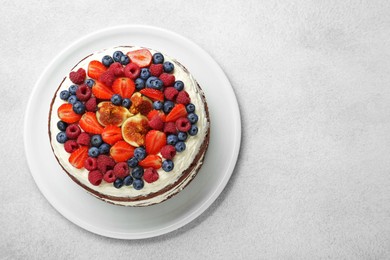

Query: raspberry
[[85, 97, 97, 112], [99, 70, 116, 87], [108, 62, 124, 77], [64, 140, 79, 153], [144, 167, 159, 183], [164, 87, 178, 101], [69, 68, 86, 84], [163, 121, 177, 134], [75, 84, 92, 101], [66, 124, 81, 139], [124, 63, 140, 79], [97, 155, 116, 174], [176, 90, 191, 105], [148, 115, 164, 130], [160, 145, 176, 159], [103, 170, 116, 183], [76, 132, 90, 146], [113, 162, 129, 179], [88, 170, 103, 186], [149, 64, 163, 77], [84, 157, 97, 171], [159, 73, 175, 87], [176, 117, 191, 132]]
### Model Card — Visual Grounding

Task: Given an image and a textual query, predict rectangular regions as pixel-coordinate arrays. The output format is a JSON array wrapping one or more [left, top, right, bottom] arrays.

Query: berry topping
[[79, 112, 104, 134], [131, 166, 144, 179], [152, 53, 164, 64], [65, 124, 81, 139], [159, 73, 175, 87], [139, 88, 164, 101], [148, 115, 164, 131], [84, 157, 98, 171], [111, 94, 122, 106], [76, 132, 90, 146], [72, 101, 86, 115], [87, 60, 107, 80], [120, 55, 130, 65], [133, 179, 144, 190], [149, 64, 163, 77], [127, 157, 138, 168], [68, 146, 89, 169], [114, 178, 124, 189], [144, 168, 159, 183], [69, 85, 78, 95], [134, 147, 146, 160], [176, 117, 191, 132], [122, 98, 132, 109], [164, 87, 179, 101], [99, 70, 116, 87], [163, 61, 174, 73], [110, 140, 135, 162], [123, 175, 134, 186], [127, 49, 152, 68], [160, 145, 176, 159], [108, 62, 125, 77], [113, 51, 124, 62], [166, 104, 187, 122], [102, 55, 114, 67], [162, 160, 174, 172], [57, 120, 68, 131], [60, 90, 70, 101], [124, 63, 140, 79], [103, 170, 116, 183], [85, 97, 97, 112], [75, 84, 92, 101], [88, 170, 103, 186], [113, 162, 130, 179], [173, 80, 184, 91], [97, 154, 116, 174], [153, 101, 163, 110], [112, 77, 135, 98], [163, 121, 177, 135], [69, 68, 86, 84], [101, 125, 123, 145], [145, 130, 166, 155], [98, 143, 111, 154], [56, 132, 67, 144], [85, 79, 95, 87], [90, 134, 103, 147], [188, 113, 198, 124], [146, 76, 163, 90], [177, 131, 188, 141], [186, 103, 195, 113], [167, 134, 178, 145], [57, 103, 82, 124], [140, 68, 151, 80], [67, 95, 78, 104], [147, 109, 166, 122], [188, 125, 198, 136], [88, 147, 100, 157], [175, 141, 186, 152], [139, 154, 162, 169], [91, 80, 114, 100], [163, 100, 174, 114], [135, 78, 145, 90], [176, 90, 191, 105]]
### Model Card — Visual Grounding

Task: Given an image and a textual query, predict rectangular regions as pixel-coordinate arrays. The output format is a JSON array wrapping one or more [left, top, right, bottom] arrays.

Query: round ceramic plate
[[24, 25, 241, 239]]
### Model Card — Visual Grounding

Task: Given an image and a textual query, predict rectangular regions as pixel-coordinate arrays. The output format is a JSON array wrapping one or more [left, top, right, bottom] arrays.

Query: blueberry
[[122, 98, 132, 109], [189, 125, 198, 136], [186, 103, 195, 113], [56, 131, 67, 143], [72, 101, 85, 114], [98, 143, 110, 154], [120, 55, 130, 65], [153, 101, 163, 110], [132, 166, 144, 179], [69, 85, 78, 95], [163, 101, 174, 114], [113, 51, 124, 62], [135, 78, 145, 90], [163, 61, 174, 73], [60, 90, 70, 100], [102, 55, 114, 67], [85, 79, 95, 87], [114, 178, 124, 189], [162, 160, 174, 172], [146, 76, 158, 88], [173, 81, 184, 91], [167, 134, 178, 145], [111, 94, 122, 106], [175, 141, 186, 152], [91, 135, 103, 147], [123, 175, 134, 186], [152, 53, 164, 64], [140, 68, 151, 80], [151, 79, 163, 90], [127, 157, 138, 168], [88, 147, 100, 157], [133, 179, 144, 190], [177, 131, 188, 141], [67, 95, 78, 104], [188, 113, 198, 124], [134, 147, 146, 160], [57, 120, 68, 131]]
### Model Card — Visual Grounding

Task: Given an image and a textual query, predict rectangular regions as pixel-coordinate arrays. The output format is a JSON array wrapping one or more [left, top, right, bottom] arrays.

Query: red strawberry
[[127, 49, 152, 68], [99, 70, 116, 87], [57, 103, 82, 123], [143, 168, 159, 183], [103, 170, 116, 183], [69, 68, 86, 84], [79, 112, 104, 134], [110, 140, 135, 162], [88, 60, 107, 80], [164, 87, 178, 101], [148, 115, 164, 130], [165, 104, 187, 122], [101, 125, 123, 145], [91, 80, 114, 100], [176, 90, 191, 105], [113, 162, 130, 179], [139, 154, 162, 169], [159, 73, 175, 86], [139, 88, 164, 101], [88, 170, 103, 186], [145, 130, 166, 155], [124, 63, 140, 79], [149, 64, 163, 77], [112, 77, 135, 98], [76, 84, 92, 101], [64, 140, 79, 153], [68, 146, 89, 169], [108, 62, 124, 77], [147, 109, 166, 122]]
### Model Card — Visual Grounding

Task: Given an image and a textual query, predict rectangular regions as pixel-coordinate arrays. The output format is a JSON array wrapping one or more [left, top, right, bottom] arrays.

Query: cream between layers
[[49, 46, 209, 206]]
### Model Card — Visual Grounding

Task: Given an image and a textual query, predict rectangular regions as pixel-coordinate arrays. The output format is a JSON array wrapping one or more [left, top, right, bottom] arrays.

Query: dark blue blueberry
[[88, 147, 100, 157], [146, 76, 158, 88], [102, 55, 114, 67], [162, 160, 174, 172], [85, 79, 95, 87], [133, 179, 144, 190], [123, 175, 134, 186], [122, 98, 132, 109], [98, 143, 110, 154], [127, 157, 138, 168], [135, 78, 145, 90], [153, 101, 163, 110], [111, 94, 122, 106], [132, 166, 144, 179], [68, 85, 78, 95], [175, 141, 186, 152], [152, 53, 164, 64], [56, 131, 67, 144], [57, 121, 68, 131], [163, 100, 174, 114], [173, 81, 184, 91], [60, 90, 70, 100], [177, 131, 188, 141], [151, 78, 163, 90], [120, 55, 130, 65], [186, 103, 195, 113], [72, 101, 85, 114], [163, 61, 174, 73], [189, 125, 198, 136], [140, 68, 151, 80], [91, 135, 103, 147], [167, 134, 178, 145], [67, 95, 78, 104], [113, 50, 124, 62], [114, 178, 124, 189], [134, 147, 146, 160], [188, 113, 198, 124]]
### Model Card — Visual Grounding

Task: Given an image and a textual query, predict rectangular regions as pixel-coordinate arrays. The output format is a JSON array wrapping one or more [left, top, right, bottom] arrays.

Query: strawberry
[[139, 154, 162, 169], [147, 109, 166, 122], [79, 112, 104, 134], [101, 125, 123, 145], [88, 60, 107, 80], [127, 49, 152, 68], [68, 146, 89, 169], [112, 77, 135, 98], [110, 140, 135, 162], [145, 130, 166, 155], [92, 80, 114, 100], [139, 88, 164, 101], [57, 103, 82, 123], [165, 104, 187, 122]]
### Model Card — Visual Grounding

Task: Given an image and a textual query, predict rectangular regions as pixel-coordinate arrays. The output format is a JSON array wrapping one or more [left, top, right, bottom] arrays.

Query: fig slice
[[129, 92, 153, 116], [122, 113, 150, 147], [96, 101, 132, 127]]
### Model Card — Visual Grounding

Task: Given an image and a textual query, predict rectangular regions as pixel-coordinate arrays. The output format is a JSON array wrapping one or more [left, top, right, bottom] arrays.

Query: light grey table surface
[[2, 0, 390, 259]]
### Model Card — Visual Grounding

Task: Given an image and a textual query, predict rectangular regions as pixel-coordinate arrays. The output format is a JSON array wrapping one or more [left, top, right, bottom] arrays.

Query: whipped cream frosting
[[49, 46, 209, 206]]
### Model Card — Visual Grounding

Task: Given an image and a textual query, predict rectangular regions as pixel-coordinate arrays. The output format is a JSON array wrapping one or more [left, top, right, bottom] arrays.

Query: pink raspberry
[[97, 155, 116, 174], [143, 168, 159, 183], [99, 70, 116, 87], [64, 140, 79, 153], [85, 97, 97, 112], [75, 84, 92, 101], [84, 157, 97, 171], [76, 132, 90, 146], [124, 63, 140, 79], [113, 162, 129, 179], [149, 64, 163, 77], [109, 62, 125, 77], [164, 87, 178, 101], [176, 90, 191, 105], [88, 170, 103, 186], [176, 117, 191, 132], [69, 68, 86, 84], [163, 121, 177, 134], [103, 170, 116, 183], [66, 124, 81, 139], [149, 115, 164, 131], [159, 73, 175, 86], [160, 145, 176, 159]]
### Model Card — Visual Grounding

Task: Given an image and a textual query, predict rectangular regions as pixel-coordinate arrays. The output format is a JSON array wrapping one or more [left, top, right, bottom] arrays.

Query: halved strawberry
[[88, 60, 107, 80], [145, 130, 166, 155], [147, 109, 166, 122], [139, 88, 164, 101], [79, 112, 104, 134], [165, 104, 187, 122], [92, 80, 114, 100], [127, 49, 152, 68], [110, 140, 135, 162], [112, 77, 135, 98], [139, 154, 162, 169], [68, 146, 89, 169], [57, 103, 82, 123], [101, 125, 123, 145]]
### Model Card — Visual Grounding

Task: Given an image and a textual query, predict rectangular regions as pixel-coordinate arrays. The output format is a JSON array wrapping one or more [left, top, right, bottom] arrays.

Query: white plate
[[24, 25, 241, 239]]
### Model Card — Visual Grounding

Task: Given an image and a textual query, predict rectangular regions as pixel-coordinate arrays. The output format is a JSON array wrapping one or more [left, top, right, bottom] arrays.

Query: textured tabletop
[[2, 0, 390, 259]]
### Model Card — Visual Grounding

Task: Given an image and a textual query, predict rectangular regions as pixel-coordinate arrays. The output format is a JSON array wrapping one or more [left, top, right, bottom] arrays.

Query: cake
[[48, 46, 210, 206]]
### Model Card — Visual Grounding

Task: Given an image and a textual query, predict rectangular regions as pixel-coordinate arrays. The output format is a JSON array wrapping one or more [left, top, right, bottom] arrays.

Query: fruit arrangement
[[55, 48, 199, 190]]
